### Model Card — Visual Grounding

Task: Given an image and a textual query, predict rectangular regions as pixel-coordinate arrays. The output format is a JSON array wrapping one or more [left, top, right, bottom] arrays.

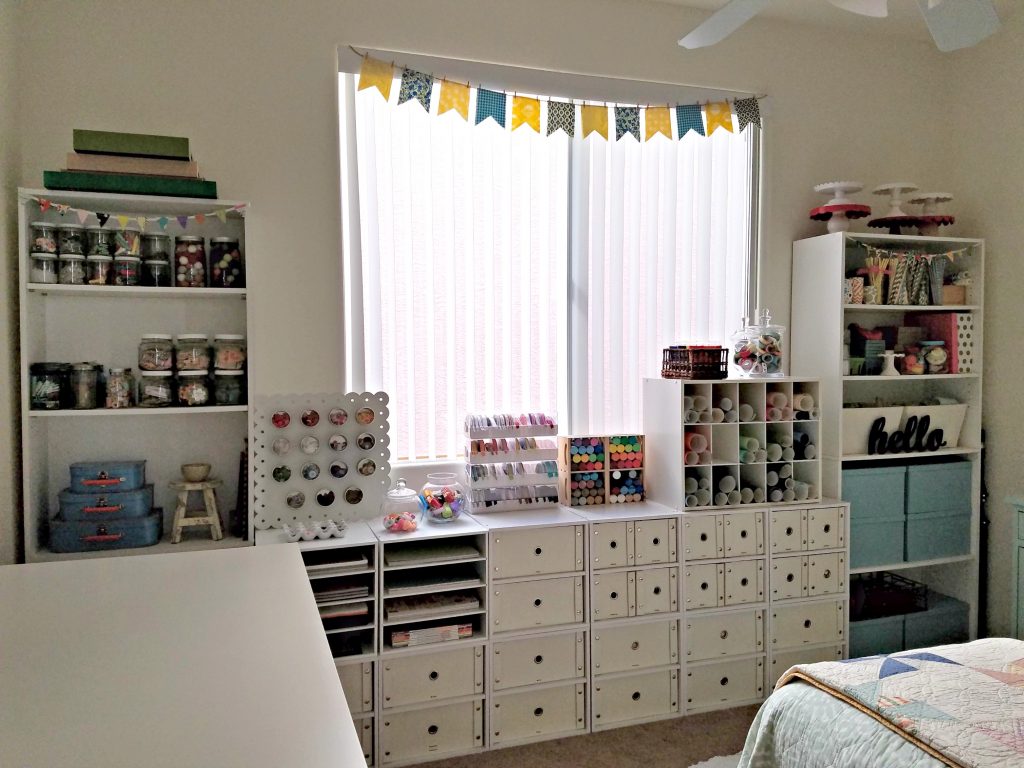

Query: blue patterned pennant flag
[[398, 68, 433, 111], [734, 96, 761, 131], [475, 88, 507, 127], [614, 106, 640, 141], [675, 104, 705, 137], [547, 101, 576, 136]]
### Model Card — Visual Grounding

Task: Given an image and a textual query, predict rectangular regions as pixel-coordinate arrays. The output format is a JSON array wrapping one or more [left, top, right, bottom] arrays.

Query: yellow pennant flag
[[438, 80, 470, 120], [215, 209, 227, 224], [581, 105, 608, 139], [357, 56, 394, 100], [115, 215, 130, 230], [511, 95, 541, 132], [704, 101, 734, 134], [136, 217, 147, 231], [645, 107, 671, 141]]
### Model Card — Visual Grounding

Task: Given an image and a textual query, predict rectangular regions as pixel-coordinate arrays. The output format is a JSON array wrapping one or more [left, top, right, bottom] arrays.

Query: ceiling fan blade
[[827, 0, 888, 18], [917, 0, 1000, 51], [678, 0, 774, 49]]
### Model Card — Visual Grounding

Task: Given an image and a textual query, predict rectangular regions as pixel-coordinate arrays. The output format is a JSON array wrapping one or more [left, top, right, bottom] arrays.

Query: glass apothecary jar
[[175, 334, 210, 371], [29, 362, 68, 410], [86, 255, 113, 286], [213, 334, 246, 370], [138, 334, 174, 371], [138, 371, 174, 408], [177, 370, 210, 407], [174, 236, 206, 287], [730, 309, 785, 378], [30, 253, 58, 284], [58, 255, 86, 285], [142, 259, 172, 287], [86, 227, 113, 257], [56, 224, 85, 255], [112, 255, 141, 286], [68, 363, 100, 409], [113, 226, 140, 257], [209, 237, 244, 288], [105, 367, 135, 409], [382, 478, 422, 533], [141, 233, 171, 262], [213, 369, 245, 405], [419, 473, 467, 523], [30, 222, 57, 254]]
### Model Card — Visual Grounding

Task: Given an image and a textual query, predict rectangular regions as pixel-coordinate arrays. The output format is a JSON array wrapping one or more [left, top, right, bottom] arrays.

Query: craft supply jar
[[56, 224, 85, 255], [105, 367, 134, 409], [381, 478, 422, 533], [138, 371, 174, 408], [86, 227, 114, 257], [732, 309, 785, 378], [142, 259, 172, 287], [112, 255, 141, 286], [141, 233, 171, 262], [175, 334, 210, 371], [213, 334, 246, 370], [86, 255, 112, 286], [174, 236, 206, 287], [177, 370, 210, 406], [58, 254, 86, 285], [138, 334, 174, 371], [30, 253, 58, 284], [113, 226, 140, 257], [209, 237, 244, 288], [29, 362, 68, 410], [419, 473, 467, 523], [30, 222, 57, 254], [213, 369, 245, 405], [68, 363, 100, 409]]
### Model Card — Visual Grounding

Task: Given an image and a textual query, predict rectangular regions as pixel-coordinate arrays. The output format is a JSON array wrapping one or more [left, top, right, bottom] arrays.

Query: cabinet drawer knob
[[632, 691, 641, 701], [534, 598, 543, 607], [786, 573, 795, 582], [534, 707, 544, 717], [534, 547, 543, 556], [823, 569, 832, 578], [786, 526, 794, 536], [429, 670, 439, 681], [427, 725, 439, 736], [700, 533, 708, 542], [534, 655, 544, 664], [720, 677, 729, 686], [652, 537, 661, 545], [740, 529, 748, 538], [740, 578, 749, 587], [631, 641, 640, 650], [610, 591, 619, 600], [720, 630, 729, 639], [823, 524, 831, 533], [700, 582, 709, 591], [610, 540, 619, 549], [804, 619, 812, 629], [653, 586, 662, 595]]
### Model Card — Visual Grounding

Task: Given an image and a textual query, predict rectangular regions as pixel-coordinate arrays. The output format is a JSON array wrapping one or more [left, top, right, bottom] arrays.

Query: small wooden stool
[[169, 480, 224, 543]]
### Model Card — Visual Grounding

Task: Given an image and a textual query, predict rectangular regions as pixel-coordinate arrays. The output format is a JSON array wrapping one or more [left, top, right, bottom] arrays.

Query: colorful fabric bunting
[[511, 95, 541, 132], [176, 215, 188, 229], [734, 97, 761, 131], [398, 68, 433, 111], [675, 104, 705, 137], [75, 209, 89, 225], [39, 199, 51, 213], [195, 213, 205, 225], [115, 215, 130, 230], [704, 101, 734, 134], [438, 80, 470, 119], [581, 105, 608, 139], [215, 210, 227, 224], [158, 217, 169, 230], [357, 56, 394, 100], [547, 101, 575, 136], [475, 88, 507, 127], [96, 213, 109, 227], [21, 195, 245, 230], [645, 107, 672, 141], [614, 106, 640, 141]]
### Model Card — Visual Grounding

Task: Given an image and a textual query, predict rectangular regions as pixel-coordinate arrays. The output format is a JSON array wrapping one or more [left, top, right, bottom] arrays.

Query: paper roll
[[686, 433, 708, 453], [738, 403, 756, 422], [719, 397, 733, 412], [697, 489, 712, 505], [686, 494, 699, 507], [810, 407, 820, 419], [739, 449, 753, 465], [753, 488, 766, 503], [714, 492, 729, 506], [692, 395, 709, 412], [719, 475, 737, 493], [699, 452, 712, 465], [711, 408, 725, 423], [782, 447, 795, 462], [724, 409, 738, 423], [779, 434, 793, 448], [685, 476, 698, 494], [781, 407, 794, 421], [766, 470, 779, 486], [698, 411, 711, 424], [741, 437, 760, 452], [793, 432, 809, 446], [698, 477, 711, 491], [794, 483, 809, 501], [740, 487, 754, 504], [783, 489, 796, 502], [767, 392, 788, 408], [785, 478, 794, 489], [767, 407, 782, 422], [728, 490, 741, 505], [685, 451, 699, 466], [754, 450, 767, 463], [685, 410, 699, 424], [766, 444, 782, 462], [793, 393, 815, 411], [683, 396, 694, 411], [779, 464, 793, 479], [803, 445, 817, 460], [769, 489, 783, 502]]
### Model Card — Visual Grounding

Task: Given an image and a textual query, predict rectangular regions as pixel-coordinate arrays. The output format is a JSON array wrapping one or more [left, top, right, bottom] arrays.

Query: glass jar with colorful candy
[[174, 236, 206, 287], [730, 308, 785, 377], [419, 473, 466, 523], [382, 478, 422, 532], [209, 237, 244, 288]]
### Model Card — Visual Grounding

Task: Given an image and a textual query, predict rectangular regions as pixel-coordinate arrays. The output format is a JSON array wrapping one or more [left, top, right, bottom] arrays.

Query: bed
[[738, 638, 1024, 768]]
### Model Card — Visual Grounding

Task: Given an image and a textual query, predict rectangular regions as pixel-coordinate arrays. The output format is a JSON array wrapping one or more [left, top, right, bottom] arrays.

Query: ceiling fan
[[678, 0, 1001, 52]]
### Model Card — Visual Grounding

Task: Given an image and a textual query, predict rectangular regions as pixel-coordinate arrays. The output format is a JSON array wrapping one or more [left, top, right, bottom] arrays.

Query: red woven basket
[[661, 346, 728, 380]]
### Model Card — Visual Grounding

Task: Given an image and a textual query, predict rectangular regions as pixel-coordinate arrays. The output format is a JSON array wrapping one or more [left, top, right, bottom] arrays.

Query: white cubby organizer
[[18, 188, 252, 562]]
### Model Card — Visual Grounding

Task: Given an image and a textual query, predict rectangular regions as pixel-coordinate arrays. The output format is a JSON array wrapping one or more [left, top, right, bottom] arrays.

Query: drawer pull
[[429, 670, 439, 681], [632, 691, 641, 701], [720, 677, 729, 686], [652, 537, 661, 545], [804, 619, 812, 629], [786, 573, 795, 582], [740, 578, 749, 587], [534, 598, 543, 607], [534, 707, 544, 717], [720, 630, 729, 639], [740, 529, 748, 538], [631, 641, 640, 650], [610, 591, 619, 600], [700, 581, 709, 591], [823, 569, 832, 578], [653, 586, 662, 595], [786, 526, 794, 536], [824, 524, 832, 533], [534, 655, 544, 664], [700, 533, 708, 541], [534, 547, 543, 556], [610, 540, 619, 549], [427, 725, 439, 736]]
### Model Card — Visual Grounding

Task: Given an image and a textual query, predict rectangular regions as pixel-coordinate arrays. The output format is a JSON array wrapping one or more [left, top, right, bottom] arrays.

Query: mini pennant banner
[[581, 105, 608, 139], [704, 101, 734, 134], [39, 199, 51, 212], [96, 213, 109, 227], [215, 210, 227, 224], [547, 101, 575, 136], [158, 217, 169, 230], [176, 215, 189, 229], [438, 80, 470, 119], [733, 97, 761, 131], [511, 95, 541, 132], [357, 56, 394, 100], [614, 106, 640, 141], [195, 213, 205, 225], [475, 88, 507, 127], [75, 209, 89, 225], [398, 68, 433, 111], [675, 104, 705, 137], [55, 204, 70, 215], [645, 107, 672, 141], [22, 195, 246, 229], [115, 215, 130, 230]]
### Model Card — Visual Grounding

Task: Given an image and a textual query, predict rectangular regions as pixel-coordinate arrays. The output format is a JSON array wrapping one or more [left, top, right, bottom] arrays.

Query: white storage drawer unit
[[723, 559, 764, 606], [490, 525, 584, 578], [380, 700, 484, 764], [592, 669, 679, 726], [381, 645, 484, 708], [492, 576, 585, 632], [592, 571, 633, 620], [807, 552, 845, 596], [592, 619, 679, 674], [682, 514, 722, 560], [684, 562, 724, 609], [771, 599, 846, 648], [771, 555, 807, 600], [492, 631, 586, 690], [722, 511, 764, 557], [591, 518, 678, 568], [770, 509, 807, 554], [807, 506, 845, 550], [686, 657, 764, 709], [337, 660, 374, 714], [491, 683, 587, 744], [594, 568, 678, 619], [685, 609, 763, 661], [769, 645, 844, 686]]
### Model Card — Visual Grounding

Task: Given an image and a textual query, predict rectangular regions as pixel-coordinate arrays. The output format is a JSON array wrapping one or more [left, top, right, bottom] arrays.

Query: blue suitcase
[[57, 485, 153, 521], [48, 510, 162, 553], [68, 460, 146, 494]]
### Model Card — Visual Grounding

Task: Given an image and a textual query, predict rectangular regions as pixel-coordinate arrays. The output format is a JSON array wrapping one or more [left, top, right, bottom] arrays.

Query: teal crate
[[842, 466, 906, 521], [906, 461, 972, 517], [850, 615, 904, 657], [905, 511, 971, 562], [851, 519, 905, 568], [904, 594, 968, 650]]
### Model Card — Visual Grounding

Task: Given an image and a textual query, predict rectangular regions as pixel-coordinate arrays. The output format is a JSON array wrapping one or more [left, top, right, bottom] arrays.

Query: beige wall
[[9, 0, 1011, 622]]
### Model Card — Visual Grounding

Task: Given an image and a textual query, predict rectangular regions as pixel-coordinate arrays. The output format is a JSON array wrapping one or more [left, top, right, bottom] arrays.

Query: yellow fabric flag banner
[[581, 105, 608, 139], [357, 56, 394, 100], [704, 101, 734, 134], [511, 96, 541, 132], [645, 107, 672, 141], [438, 80, 470, 120]]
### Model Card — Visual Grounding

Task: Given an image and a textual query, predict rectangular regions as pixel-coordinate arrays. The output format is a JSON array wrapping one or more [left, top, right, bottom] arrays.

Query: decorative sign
[[868, 415, 946, 455]]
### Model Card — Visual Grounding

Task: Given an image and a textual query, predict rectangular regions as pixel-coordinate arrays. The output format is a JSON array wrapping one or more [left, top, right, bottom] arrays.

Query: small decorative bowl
[[181, 463, 211, 482]]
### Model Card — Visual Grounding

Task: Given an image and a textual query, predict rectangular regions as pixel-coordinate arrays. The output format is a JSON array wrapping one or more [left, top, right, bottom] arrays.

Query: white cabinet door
[[380, 700, 483, 764], [686, 657, 764, 709], [807, 552, 845, 597], [493, 631, 586, 690], [381, 645, 483, 708], [593, 670, 679, 726], [635, 567, 678, 616], [591, 521, 632, 568], [593, 620, 678, 674], [491, 525, 583, 578], [337, 660, 374, 714], [491, 683, 586, 744], [685, 609, 764, 661], [722, 511, 763, 557], [771, 555, 807, 600], [683, 515, 721, 560], [723, 559, 764, 607], [492, 576, 585, 632], [593, 571, 634, 620], [770, 509, 806, 554], [634, 518, 677, 565], [684, 563, 724, 609], [807, 506, 845, 550], [771, 600, 845, 648]]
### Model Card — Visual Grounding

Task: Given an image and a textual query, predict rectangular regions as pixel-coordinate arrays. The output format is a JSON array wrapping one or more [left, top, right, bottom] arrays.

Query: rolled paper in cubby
[[692, 395, 709, 412], [754, 449, 767, 462], [767, 392, 788, 408], [783, 489, 796, 502], [779, 464, 793, 479], [740, 487, 754, 504], [778, 434, 793, 448], [738, 403, 756, 422], [686, 494, 699, 507], [766, 470, 779, 486], [683, 396, 694, 411], [698, 411, 711, 424], [711, 408, 725, 423], [766, 443, 783, 462], [719, 397, 734, 412], [719, 475, 737, 493], [739, 449, 754, 464], [724, 409, 738, 423], [794, 483, 809, 501], [781, 447, 795, 462], [793, 393, 815, 412], [728, 490, 741, 505], [741, 437, 760, 452], [685, 451, 700, 466], [810, 407, 820, 419], [785, 478, 794, 490], [696, 489, 712, 505], [685, 433, 709, 453], [685, 476, 698, 494], [714, 492, 729, 506], [699, 452, 713, 465], [753, 487, 766, 503], [803, 445, 817, 460], [685, 410, 699, 424], [782, 407, 794, 420], [769, 489, 784, 502], [698, 477, 711, 491], [767, 407, 782, 422]]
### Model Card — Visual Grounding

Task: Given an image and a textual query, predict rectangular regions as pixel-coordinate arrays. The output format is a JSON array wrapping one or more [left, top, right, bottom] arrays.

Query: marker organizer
[[558, 434, 646, 506], [464, 412, 559, 512]]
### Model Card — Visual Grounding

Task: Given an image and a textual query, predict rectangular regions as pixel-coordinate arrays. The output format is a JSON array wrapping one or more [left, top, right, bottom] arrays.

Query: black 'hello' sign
[[868, 415, 947, 455]]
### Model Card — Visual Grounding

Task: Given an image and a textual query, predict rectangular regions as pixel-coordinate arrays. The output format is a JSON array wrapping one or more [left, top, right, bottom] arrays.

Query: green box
[[44, 171, 216, 199], [73, 129, 191, 160]]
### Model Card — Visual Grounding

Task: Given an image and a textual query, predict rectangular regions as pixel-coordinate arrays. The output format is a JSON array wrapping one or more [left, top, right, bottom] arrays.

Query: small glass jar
[[177, 370, 210, 406], [56, 224, 85, 255], [105, 367, 134, 409], [29, 362, 68, 410], [68, 363, 100, 409], [112, 255, 141, 286], [213, 334, 246, 370], [731, 310, 785, 378], [142, 259, 172, 288], [175, 334, 210, 371], [381, 478, 423, 533], [30, 222, 57, 254], [213, 370, 245, 405], [209, 237, 244, 288], [113, 226, 141, 257], [174, 236, 206, 287], [418, 473, 467, 523], [86, 227, 114, 257], [141, 233, 171, 262], [138, 371, 174, 407], [30, 253, 58, 284], [138, 334, 174, 371], [58, 255, 86, 285], [86, 255, 113, 286]]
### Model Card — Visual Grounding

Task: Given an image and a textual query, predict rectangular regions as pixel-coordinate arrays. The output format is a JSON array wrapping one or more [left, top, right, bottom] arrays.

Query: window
[[340, 69, 758, 462]]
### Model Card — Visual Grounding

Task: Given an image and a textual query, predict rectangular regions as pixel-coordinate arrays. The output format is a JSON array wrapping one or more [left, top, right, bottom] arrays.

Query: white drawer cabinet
[[807, 552, 845, 597], [491, 683, 586, 744], [380, 700, 483, 764], [807, 506, 845, 550], [722, 511, 764, 557], [492, 631, 586, 690], [594, 567, 678, 619], [723, 559, 764, 606], [592, 571, 633, 620], [592, 669, 679, 726], [771, 555, 807, 600], [492, 576, 585, 633], [337, 660, 374, 714], [770, 509, 807, 554], [591, 518, 677, 569], [686, 657, 764, 709], [491, 525, 584, 578], [769, 645, 844, 686], [634, 518, 677, 565], [592, 620, 678, 674], [381, 645, 484, 708], [771, 599, 846, 648], [685, 609, 763, 661], [682, 515, 722, 560], [684, 562, 724, 609]]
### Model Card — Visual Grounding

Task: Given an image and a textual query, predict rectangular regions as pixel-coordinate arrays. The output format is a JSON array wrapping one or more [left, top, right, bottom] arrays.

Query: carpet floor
[[410, 705, 758, 768]]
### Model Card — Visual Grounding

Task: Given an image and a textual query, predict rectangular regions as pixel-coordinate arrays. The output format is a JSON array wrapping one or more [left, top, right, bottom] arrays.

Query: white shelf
[[841, 446, 980, 462], [30, 406, 248, 418], [843, 374, 979, 381], [27, 284, 246, 299], [843, 304, 978, 312], [850, 554, 975, 575], [27, 535, 250, 563], [383, 608, 487, 627]]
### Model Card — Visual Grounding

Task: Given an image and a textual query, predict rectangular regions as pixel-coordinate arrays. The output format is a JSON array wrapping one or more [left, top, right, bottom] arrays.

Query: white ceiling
[[659, 0, 1017, 42]]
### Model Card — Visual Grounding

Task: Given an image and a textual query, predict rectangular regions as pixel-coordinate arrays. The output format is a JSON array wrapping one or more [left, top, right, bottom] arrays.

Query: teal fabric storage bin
[[850, 615, 904, 657], [906, 461, 972, 517], [843, 466, 907, 568], [904, 594, 969, 650], [905, 511, 971, 561]]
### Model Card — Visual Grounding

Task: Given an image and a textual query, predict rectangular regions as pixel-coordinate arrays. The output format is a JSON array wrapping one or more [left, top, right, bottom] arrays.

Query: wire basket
[[662, 346, 729, 380], [850, 571, 928, 622]]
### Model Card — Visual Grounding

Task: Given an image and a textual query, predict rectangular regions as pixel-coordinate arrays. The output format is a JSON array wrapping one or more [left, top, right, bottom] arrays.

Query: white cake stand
[[810, 181, 871, 233], [873, 183, 919, 217], [909, 192, 955, 235]]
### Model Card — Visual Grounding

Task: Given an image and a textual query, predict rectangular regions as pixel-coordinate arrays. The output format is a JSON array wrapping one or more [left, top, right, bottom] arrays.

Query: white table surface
[[0, 544, 365, 768]]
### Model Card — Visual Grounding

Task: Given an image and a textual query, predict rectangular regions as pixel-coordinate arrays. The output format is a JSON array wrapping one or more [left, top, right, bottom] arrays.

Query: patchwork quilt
[[775, 638, 1024, 768]]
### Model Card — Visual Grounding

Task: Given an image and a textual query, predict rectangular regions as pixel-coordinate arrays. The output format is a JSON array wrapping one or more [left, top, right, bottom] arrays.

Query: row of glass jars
[[138, 334, 246, 372], [31, 252, 168, 287]]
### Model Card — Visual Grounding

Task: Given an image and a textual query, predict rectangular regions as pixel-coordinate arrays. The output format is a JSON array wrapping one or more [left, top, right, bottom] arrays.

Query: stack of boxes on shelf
[[557, 434, 645, 507], [465, 414, 559, 513]]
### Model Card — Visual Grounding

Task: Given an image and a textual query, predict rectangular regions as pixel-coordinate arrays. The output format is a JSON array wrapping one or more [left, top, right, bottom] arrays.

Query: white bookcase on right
[[791, 231, 983, 650]]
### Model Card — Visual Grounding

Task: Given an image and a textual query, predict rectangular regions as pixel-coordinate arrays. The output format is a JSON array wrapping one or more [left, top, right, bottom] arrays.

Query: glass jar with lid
[[141, 233, 171, 262], [213, 334, 246, 370], [142, 259, 172, 287], [731, 308, 785, 378], [138, 334, 174, 371], [213, 369, 245, 405], [381, 478, 423, 532], [138, 371, 174, 407], [29, 362, 68, 410], [112, 255, 141, 286], [86, 255, 112, 286], [177, 370, 210, 406], [174, 236, 206, 287], [86, 227, 114, 257], [105, 367, 134, 409], [56, 224, 85, 255], [30, 253, 58, 284], [30, 222, 57, 254], [209, 237, 244, 288], [418, 473, 467, 523], [112, 226, 141, 257], [58, 255, 86, 285], [175, 334, 210, 371], [68, 363, 100, 409]]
